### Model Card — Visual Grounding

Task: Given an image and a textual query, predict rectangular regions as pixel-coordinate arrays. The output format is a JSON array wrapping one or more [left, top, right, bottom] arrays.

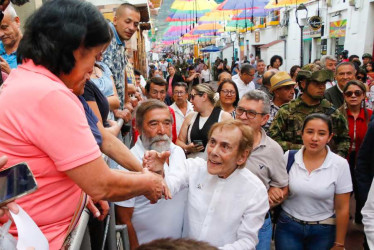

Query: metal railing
[[68, 118, 131, 250]]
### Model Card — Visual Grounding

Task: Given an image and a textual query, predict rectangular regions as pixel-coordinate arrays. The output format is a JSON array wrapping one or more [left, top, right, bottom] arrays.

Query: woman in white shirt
[[201, 64, 212, 83], [275, 113, 352, 250]]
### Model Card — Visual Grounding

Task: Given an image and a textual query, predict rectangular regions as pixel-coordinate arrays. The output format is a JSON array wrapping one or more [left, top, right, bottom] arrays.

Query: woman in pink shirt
[[0, 1, 166, 249]]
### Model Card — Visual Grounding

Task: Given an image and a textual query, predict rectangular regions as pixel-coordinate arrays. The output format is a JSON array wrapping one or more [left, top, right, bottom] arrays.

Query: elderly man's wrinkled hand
[[143, 150, 170, 176]]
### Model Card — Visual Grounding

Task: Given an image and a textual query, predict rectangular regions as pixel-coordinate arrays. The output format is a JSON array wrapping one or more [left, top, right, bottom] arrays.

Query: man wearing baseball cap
[[269, 69, 350, 158], [263, 71, 295, 133]]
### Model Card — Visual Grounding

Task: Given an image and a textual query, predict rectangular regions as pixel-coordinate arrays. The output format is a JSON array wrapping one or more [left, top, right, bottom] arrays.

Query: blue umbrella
[[201, 45, 220, 52]]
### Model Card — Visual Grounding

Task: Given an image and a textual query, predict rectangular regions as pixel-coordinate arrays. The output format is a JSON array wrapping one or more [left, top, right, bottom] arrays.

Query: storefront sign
[[303, 26, 321, 38], [309, 16, 322, 30], [255, 31, 260, 43], [329, 19, 347, 38]]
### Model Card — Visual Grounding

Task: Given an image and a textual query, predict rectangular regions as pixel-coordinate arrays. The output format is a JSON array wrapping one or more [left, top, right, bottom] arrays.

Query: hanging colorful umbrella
[[171, 0, 218, 11], [192, 23, 223, 35], [199, 9, 241, 21], [218, 0, 268, 10], [232, 8, 267, 20], [265, 0, 309, 8], [166, 11, 206, 22]]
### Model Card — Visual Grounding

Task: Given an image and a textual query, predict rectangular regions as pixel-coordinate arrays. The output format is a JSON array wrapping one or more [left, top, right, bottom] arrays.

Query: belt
[[284, 211, 336, 225]]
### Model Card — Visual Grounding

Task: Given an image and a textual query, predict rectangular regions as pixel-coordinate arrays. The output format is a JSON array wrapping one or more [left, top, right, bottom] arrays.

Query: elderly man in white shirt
[[170, 82, 194, 136], [148, 119, 269, 249], [234, 63, 256, 98], [115, 99, 187, 249]]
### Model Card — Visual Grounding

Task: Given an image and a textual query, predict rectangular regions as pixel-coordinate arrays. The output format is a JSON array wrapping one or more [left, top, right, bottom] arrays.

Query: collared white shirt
[[166, 157, 269, 249], [282, 146, 352, 221], [115, 140, 187, 244], [170, 101, 194, 136], [234, 77, 255, 99], [362, 181, 374, 249], [232, 74, 239, 81], [325, 80, 336, 90]]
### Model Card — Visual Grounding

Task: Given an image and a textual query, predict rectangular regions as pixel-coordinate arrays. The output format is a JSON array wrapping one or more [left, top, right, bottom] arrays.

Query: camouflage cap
[[311, 70, 334, 83], [362, 53, 372, 59], [301, 63, 322, 72], [295, 70, 312, 82], [296, 69, 334, 83]]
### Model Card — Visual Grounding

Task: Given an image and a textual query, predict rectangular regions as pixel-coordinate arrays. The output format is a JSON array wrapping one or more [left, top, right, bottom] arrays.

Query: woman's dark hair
[[17, 0, 111, 76], [270, 55, 283, 67], [302, 113, 333, 135], [216, 79, 240, 107], [342, 80, 370, 124], [365, 62, 374, 73], [290, 65, 300, 79], [356, 68, 368, 83]]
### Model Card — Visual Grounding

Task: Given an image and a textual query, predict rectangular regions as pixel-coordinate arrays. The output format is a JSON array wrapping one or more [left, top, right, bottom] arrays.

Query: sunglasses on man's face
[[344, 90, 363, 97]]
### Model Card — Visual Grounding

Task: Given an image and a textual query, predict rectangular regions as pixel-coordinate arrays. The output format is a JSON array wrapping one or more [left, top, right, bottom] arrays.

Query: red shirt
[[133, 106, 178, 144], [346, 108, 373, 156]]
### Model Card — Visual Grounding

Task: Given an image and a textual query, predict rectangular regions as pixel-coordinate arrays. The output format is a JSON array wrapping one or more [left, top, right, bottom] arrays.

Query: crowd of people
[[1, 1, 374, 250]]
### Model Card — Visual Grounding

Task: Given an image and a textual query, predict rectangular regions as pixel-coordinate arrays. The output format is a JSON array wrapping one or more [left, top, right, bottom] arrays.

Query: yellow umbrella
[[171, 0, 217, 11], [265, 0, 310, 9]]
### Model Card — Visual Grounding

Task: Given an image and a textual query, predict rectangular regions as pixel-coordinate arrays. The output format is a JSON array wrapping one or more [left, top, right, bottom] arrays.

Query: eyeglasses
[[174, 91, 186, 96], [344, 90, 363, 97], [235, 106, 266, 119], [190, 93, 203, 100], [220, 89, 236, 96], [356, 76, 364, 81]]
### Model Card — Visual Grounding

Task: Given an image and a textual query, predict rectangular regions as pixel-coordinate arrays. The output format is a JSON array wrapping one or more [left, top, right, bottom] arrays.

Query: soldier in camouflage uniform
[[269, 69, 350, 158]]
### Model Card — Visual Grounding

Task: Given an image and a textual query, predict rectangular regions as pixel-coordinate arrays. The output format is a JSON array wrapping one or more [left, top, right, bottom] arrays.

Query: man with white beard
[[115, 99, 187, 249]]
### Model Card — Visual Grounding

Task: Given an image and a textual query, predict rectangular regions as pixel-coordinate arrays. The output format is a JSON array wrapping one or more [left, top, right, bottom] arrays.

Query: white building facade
[[240, 0, 374, 72]]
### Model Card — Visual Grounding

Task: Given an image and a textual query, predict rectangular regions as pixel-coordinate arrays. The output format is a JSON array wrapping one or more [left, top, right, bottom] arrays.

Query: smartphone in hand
[[0, 163, 38, 207]]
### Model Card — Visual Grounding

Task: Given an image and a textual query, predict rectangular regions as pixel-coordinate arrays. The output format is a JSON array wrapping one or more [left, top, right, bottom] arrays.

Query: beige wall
[[13, 0, 42, 31]]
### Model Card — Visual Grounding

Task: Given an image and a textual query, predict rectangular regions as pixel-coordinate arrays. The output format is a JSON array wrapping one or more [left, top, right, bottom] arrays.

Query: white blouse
[[282, 146, 352, 221]]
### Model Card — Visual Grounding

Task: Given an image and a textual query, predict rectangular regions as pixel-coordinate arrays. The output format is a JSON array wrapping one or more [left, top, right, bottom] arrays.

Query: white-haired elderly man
[[115, 99, 187, 249], [0, 3, 22, 74], [320, 55, 337, 89]]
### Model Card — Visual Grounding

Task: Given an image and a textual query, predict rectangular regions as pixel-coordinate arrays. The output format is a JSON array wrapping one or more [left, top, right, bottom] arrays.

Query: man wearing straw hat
[[263, 71, 296, 133]]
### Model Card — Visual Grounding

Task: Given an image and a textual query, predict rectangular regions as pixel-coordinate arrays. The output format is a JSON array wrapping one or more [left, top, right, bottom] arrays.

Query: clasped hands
[[142, 150, 172, 202]]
